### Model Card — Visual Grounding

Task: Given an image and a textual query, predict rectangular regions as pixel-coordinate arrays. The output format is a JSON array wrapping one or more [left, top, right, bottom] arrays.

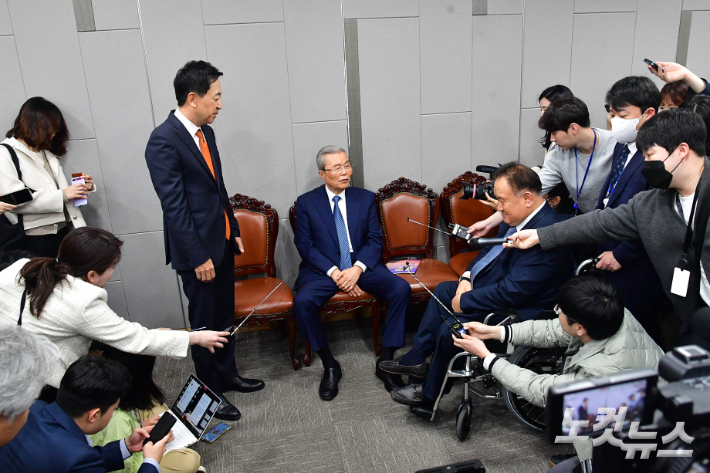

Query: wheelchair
[[411, 258, 599, 441]]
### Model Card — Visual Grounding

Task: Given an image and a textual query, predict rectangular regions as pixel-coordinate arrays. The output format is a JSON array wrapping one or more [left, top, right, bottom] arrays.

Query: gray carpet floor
[[153, 318, 570, 473]]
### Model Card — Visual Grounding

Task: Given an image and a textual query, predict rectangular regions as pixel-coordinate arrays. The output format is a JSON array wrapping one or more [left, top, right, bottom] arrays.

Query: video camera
[[546, 345, 710, 473], [460, 165, 498, 201]]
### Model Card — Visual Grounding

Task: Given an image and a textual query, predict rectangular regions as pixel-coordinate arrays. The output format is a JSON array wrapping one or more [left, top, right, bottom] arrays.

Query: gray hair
[[316, 145, 347, 170], [0, 326, 59, 421]]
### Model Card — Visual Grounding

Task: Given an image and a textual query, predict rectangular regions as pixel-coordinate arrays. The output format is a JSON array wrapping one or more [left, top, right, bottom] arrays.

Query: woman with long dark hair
[[0, 227, 230, 401], [89, 347, 204, 473], [0, 97, 93, 257]]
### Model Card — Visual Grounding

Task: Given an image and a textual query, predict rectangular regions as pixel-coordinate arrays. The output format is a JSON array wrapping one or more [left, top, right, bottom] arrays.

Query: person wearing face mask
[[505, 109, 710, 348], [594, 76, 666, 344]]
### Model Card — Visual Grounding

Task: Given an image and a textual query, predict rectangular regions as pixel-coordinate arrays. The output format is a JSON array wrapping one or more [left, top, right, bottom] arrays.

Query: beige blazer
[[0, 137, 93, 230], [0, 259, 190, 388]]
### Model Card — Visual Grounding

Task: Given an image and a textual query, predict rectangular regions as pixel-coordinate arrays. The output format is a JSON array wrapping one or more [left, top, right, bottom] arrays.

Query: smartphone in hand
[[644, 58, 659, 71], [71, 173, 87, 207]]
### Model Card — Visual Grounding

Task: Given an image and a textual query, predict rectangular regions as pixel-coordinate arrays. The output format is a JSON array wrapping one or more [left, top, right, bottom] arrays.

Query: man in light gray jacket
[[454, 275, 663, 470]]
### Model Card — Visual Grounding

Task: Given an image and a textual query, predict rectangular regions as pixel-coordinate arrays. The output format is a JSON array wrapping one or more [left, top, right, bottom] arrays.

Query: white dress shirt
[[323, 186, 367, 276], [174, 108, 201, 150], [461, 200, 546, 281]]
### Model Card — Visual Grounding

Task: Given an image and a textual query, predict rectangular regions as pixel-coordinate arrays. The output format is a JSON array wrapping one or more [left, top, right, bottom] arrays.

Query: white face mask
[[610, 116, 640, 144]]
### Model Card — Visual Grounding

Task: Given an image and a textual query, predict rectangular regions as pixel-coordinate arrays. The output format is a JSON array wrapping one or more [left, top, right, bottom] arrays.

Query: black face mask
[[641, 147, 681, 189]]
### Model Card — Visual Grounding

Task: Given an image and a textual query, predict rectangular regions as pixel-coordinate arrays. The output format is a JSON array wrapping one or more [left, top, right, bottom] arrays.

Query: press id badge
[[671, 267, 690, 297]]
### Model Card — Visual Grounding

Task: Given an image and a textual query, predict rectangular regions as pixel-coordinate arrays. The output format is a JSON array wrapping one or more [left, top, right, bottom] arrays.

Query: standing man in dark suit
[[145, 61, 263, 421], [381, 163, 574, 408], [293, 145, 411, 400], [0, 355, 169, 473], [596, 76, 666, 343]]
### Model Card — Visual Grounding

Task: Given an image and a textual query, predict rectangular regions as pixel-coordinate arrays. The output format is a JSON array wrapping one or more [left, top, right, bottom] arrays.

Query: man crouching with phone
[[0, 355, 171, 473]]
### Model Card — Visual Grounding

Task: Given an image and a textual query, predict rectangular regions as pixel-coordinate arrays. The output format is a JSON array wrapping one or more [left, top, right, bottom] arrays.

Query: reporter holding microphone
[[505, 109, 710, 348], [0, 227, 229, 402]]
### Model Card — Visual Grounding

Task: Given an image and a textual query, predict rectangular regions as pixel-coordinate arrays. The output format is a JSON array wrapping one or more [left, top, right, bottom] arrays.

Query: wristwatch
[[459, 276, 471, 283]]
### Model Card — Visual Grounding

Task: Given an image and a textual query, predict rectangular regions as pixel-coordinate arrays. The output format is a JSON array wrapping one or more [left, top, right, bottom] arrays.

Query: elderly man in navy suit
[[293, 145, 411, 400], [382, 162, 574, 407], [145, 60, 263, 421]]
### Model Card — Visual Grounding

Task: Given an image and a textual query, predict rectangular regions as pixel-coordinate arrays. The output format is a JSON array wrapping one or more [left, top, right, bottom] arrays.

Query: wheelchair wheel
[[502, 345, 565, 432], [456, 399, 473, 441]]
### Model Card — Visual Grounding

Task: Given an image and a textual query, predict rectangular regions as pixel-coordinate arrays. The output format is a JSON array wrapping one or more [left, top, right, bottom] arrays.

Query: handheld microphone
[[469, 237, 508, 246], [405, 269, 468, 339]]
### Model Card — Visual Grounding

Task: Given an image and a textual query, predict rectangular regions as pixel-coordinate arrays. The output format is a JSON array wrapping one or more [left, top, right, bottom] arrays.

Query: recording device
[[416, 459, 486, 473], [405, 268, 468, 338], [644, 58, 659, 71], [407, 218, 508, 247], [71, 173, 87, 207], [144, 412, 177, 446], [201, 422, 231, 443], [546, 345, 710, 472], [0, 188, 33, 205], [226, 271, 296, 337]]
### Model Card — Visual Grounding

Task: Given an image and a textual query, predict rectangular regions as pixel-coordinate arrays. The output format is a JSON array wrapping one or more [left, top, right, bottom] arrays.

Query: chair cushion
[[448, 251, 479, 276], [327, 289, 377, 304], [234, 277, 293, 317], [396, 258, 458, 293], [233, 209, 268, 269]]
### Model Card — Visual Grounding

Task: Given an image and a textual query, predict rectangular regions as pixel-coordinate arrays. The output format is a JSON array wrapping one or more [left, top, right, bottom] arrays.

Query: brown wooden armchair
[[375, 177, 459, 307], [440, 171, 498, 276], [288, 203, 383, 367], [230, 194, 300, 370]]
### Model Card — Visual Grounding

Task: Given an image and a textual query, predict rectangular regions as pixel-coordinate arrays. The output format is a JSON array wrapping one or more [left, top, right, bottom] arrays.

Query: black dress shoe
[[214, 394, 241, 421], [376, 359, 407, 392], [390, 383, 433, 407], [379, 357, 429, 377], [221, 375, 265, 394], [319, 361, 342, 401]]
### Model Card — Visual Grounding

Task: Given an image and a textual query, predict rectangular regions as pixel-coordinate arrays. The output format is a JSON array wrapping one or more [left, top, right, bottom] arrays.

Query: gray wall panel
[[119, 232, 185, 329], [488, 0, 523, 15], [283, 0, 346, 124], [292, 120, 349, 196], [63, 139, 113, 233], [683, 0, 710, 10], [92, 0, 139, 30], [571, 12, 635, 128], [8, 0, 94, 139], [204, 23, 297, 217], [520, 0, 573, 108], [420, 0, 472, 114], [631, 0, 682, 84], [574, 0, 637, 13], [472, 15, 522, 168], [0, 0, 11, 35], [421, 113, 472, 193], [104, 280, 130, 321], [139, 0, 207, 125], [519, 108, 546, 167], [274, 219, 300, 284], [358, 18, 421, 191], [201, 0, 283, 25], [0, 36, 25, 132], [686, 11, 710, 79], [343, 0, 419, 19], [79, 30, 162, 235]]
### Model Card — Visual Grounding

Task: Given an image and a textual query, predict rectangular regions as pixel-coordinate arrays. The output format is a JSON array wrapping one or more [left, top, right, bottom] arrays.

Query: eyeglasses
[[322, 164, 353, 173], [554, 304, 577, 324]]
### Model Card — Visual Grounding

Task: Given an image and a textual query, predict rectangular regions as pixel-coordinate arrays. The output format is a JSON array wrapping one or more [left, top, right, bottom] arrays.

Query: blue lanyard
[[573, 130, 597, 214], [605, 159, 626, 201]]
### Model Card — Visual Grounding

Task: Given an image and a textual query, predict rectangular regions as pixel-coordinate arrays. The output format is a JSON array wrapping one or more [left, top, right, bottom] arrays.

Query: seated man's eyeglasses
[[323, 164, 353, 173], [554, 304, 577, 325]]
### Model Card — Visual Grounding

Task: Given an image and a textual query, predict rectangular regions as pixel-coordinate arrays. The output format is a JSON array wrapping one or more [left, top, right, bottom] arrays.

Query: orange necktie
[[196, 129, 231, 240]]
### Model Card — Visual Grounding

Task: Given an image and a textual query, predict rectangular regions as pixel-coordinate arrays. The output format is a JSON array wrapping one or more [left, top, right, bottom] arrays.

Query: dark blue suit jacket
[[145, 111, 240, 271], [294, 185, 384, 289], [461, 202, 574, 321], [595, 144, 663, 296], [0, 401, 157, 473]]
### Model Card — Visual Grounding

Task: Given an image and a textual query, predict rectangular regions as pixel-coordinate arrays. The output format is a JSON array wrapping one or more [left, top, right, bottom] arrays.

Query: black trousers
[[178, 241, 239, 394], [23, 226, 70, 258]]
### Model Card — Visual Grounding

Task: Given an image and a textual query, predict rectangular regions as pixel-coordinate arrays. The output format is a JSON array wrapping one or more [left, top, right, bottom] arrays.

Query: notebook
[[159, 375, 222, 452]]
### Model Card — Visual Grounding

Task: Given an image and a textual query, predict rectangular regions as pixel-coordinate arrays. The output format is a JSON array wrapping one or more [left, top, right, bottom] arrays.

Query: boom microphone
[[469, 237, 508, 246]]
